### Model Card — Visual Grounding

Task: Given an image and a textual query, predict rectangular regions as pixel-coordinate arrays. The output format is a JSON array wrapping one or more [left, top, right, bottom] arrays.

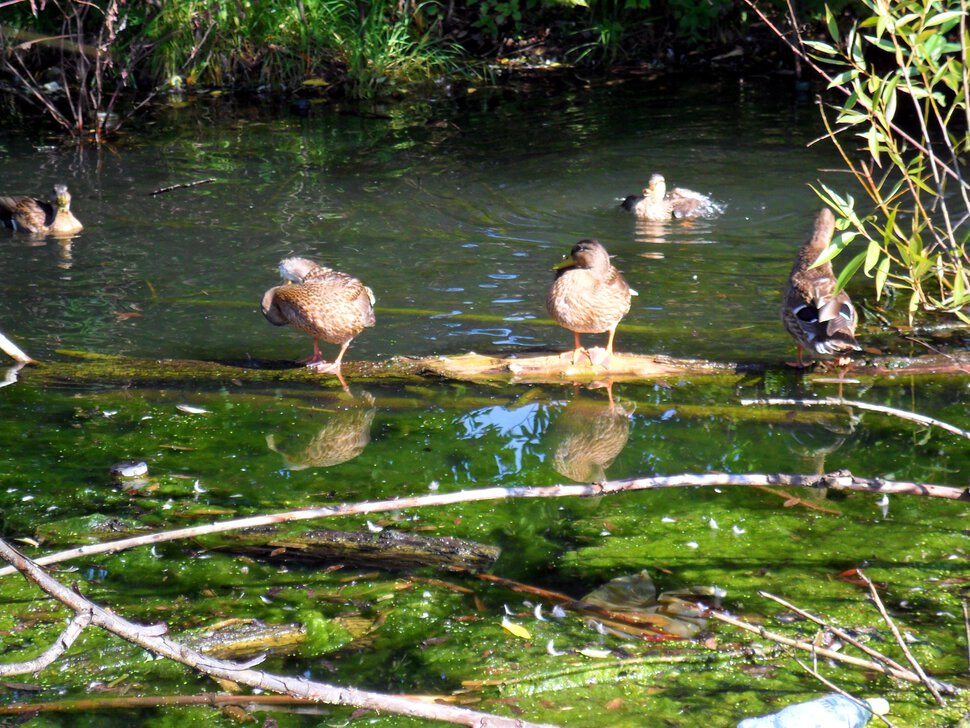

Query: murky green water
[[1, 77, 968, 726]]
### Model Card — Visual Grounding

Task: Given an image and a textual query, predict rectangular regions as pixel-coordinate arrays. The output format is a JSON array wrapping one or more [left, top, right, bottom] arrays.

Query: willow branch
[[708, 610, 957, 694], [856, 569, 946, 706], [0, 613, 91, 676], [740, 398, 970, 441], [0, 538, 558, 728], [1, 471, 965, 579]]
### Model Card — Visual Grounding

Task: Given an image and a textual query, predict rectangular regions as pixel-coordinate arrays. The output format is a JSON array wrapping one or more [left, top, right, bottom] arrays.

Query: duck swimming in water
[[0, 184, 83, 235], [621, 174, 722, 221], [781, 208, 860, 367], [546, 239, 632, 368], [261, 257, 376, 378]]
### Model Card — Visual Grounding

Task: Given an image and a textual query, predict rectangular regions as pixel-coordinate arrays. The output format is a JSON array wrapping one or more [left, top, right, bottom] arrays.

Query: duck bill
[[553, 258, 576, 271]]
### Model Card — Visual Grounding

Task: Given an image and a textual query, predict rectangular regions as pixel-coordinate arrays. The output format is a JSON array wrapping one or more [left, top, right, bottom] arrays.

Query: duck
[[0, 184, 83, 235], [621, 173, 722, 221], [782, 208, 861, 367], [261, 257, 376, 378], [546, 239, 632, 368]]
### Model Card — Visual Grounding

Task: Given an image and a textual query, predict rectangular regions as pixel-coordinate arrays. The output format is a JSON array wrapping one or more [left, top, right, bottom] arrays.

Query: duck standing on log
[[546, 239, 633, 368], [0, 184, 83, 235], [781, 208, 861, 368], [621, 173, 722, 221], [261, 257, 376, 382]]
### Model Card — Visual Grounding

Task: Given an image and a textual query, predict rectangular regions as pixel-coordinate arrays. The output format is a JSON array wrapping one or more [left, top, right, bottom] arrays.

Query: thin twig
[[0, 538, 560, 728], [759, 591, 908, 674], [856, 570, 947, 706], [962, 598, 970, 674], [0, 471, 965, 579], [0, 331, 34, 364], [708, 610, 958, 694], [740, 397, 970, 441], [0, 613, 91, 676], [793, 658, 895, 727], [149, 178, 217, 196]]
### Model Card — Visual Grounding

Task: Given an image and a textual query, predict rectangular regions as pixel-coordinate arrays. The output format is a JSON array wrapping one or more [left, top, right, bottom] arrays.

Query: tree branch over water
[[1, 471, 965, 579], [0, 538, 560, 728]]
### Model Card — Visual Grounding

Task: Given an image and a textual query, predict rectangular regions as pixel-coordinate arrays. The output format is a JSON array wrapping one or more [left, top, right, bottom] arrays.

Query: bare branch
[[856, 569, 947, 706], [0, 613, 91, 676], [149, 179, 217, 196], [0, 331, 34, 364], [0, 538, 560, 728], [792, 658, 895, 727], [740, 397, 970, 441], [758, 591, 908, 674], [708, 610, 957, 694], [0, 471, 965, 579]]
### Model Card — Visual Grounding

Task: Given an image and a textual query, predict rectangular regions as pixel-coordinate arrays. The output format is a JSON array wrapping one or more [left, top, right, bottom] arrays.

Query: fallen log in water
[[10, 348, 970, 388], [212, 527, 502, 573]]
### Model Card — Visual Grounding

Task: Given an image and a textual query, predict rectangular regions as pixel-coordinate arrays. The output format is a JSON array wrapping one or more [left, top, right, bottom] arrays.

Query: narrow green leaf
[[875, 255, 891, 299], [908, 289, 921, 313], [864, 238, 882, 274], [925, 10, 965, 27], [825, 6, 841, 43], [804, 40, 838, 55], [810, 229, 856, 269], [835, 250, 867, 293], [863, 34, 895, 53]]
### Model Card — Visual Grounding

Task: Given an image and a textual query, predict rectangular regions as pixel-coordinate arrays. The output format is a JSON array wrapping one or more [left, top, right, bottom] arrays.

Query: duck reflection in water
[[266, 392, 376, 470], [547, 383, 633, 483]]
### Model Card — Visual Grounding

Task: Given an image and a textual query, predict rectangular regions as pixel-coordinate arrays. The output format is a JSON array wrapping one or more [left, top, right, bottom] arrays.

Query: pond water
[[0, 76, 968, 727]]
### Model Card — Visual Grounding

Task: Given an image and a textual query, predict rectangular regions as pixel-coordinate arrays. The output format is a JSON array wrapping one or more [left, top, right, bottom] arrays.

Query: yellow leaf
[[501, 617, 532, 640]]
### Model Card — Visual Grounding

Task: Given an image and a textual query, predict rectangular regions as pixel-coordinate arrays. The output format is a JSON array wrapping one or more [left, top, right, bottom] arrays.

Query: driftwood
[[0, 538, 561, 728], [9, 348, 970, 388], [217, 527, 502, 572]]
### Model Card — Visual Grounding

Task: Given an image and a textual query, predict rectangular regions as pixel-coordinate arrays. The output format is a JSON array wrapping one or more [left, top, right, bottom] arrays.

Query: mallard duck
[[621, 173, 722, 221], [782, 208, 860, 367], [0, 184, 83, 235], [546, 239, 632, 367], [261, 257, 376, 377]]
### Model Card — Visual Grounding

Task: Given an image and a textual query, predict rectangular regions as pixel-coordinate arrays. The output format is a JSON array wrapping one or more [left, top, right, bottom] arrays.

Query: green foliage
[[800, 0, 970, 322]]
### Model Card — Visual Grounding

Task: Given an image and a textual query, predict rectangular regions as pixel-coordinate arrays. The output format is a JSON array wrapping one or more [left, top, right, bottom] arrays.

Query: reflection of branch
[[740, 397, 970, 441], [1, 471, 965, 579], [0, 538, 559, 728], [0, 470, 970, 576]]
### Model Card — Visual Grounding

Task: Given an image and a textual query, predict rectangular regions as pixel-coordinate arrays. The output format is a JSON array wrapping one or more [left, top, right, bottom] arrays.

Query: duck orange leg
[[588, 326, 618, 368], [559, 331, 590, 366], [785, 344, 808, 369]]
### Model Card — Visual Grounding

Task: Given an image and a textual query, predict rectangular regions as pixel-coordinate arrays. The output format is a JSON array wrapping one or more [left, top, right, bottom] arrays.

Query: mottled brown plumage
[[782, 208, 860, 367], [0, 184, 83, 235], [621, 173, 722, 221], [546, 239, 632, 367], [261, 257, 375, 377]]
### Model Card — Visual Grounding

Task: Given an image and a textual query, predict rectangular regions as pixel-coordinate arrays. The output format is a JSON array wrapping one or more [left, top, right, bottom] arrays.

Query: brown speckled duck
[[261, 257, 376, 376], [0, 184, 83, 235], [782, 208, 860, 367], [621, 173, 722, 221], [546, 239, 632, 368]]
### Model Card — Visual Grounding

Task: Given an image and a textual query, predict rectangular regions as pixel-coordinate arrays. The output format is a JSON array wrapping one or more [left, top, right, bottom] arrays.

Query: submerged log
[[11, 348, 970, 388], [215, 527, 502, 573]]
